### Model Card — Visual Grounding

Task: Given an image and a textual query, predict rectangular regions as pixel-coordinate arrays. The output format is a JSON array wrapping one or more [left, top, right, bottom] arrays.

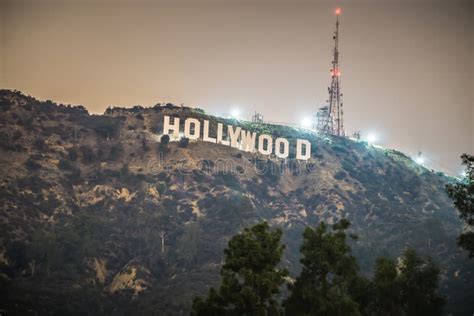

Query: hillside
[[0, 90, 473, 315]]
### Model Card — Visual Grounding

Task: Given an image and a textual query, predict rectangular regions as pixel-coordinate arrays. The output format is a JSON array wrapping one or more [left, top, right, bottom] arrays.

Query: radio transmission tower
[[252, 111, 264, 123], [317, 7, 345, 137]]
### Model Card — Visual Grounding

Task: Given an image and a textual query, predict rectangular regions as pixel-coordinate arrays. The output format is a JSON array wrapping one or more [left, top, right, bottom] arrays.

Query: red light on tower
[[331, 69, 341, 77], [335, 8, 342, 15]]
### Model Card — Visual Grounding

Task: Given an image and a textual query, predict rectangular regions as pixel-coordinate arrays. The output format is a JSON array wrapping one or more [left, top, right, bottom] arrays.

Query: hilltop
[[0, 90, 473, 315]]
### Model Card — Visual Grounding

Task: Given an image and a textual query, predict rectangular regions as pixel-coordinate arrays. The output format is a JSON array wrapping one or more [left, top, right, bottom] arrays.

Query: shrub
[[34, 138, 47, 151], [85, 116, 121, 139], [6, 241, 28, 269], [0, 98, 11, 111], [25, 158, 41, 171], [58, 159, 74, 171], [79, 145, 95, 164], [67, 148, 78, 161], [141, 138, 150, 152], [66, 168, 82, 184], [17, 175, 48, 191], [215, 172, 241, 190], [179, 137, 189, 148], [161, 134, 170, 145], [334, 170, 347, 180]]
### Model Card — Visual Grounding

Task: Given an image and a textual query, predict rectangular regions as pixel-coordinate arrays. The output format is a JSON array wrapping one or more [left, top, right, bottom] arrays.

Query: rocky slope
[[0, 90, 473, 315]]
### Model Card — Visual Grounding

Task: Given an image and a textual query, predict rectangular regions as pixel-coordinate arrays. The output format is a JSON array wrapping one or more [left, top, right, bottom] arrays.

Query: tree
[[141, 137, 150, 152], [79, 145, 95, 164], [67, 148, 78, 161], [177, 222, 201, 267], [192, 222, 288, 316], [397, 248, 444, 315], [284, 219, 362, 316], [368, 249, 444, 316], [6, 241, 29, 270], [369, 257, 401, 316], [158, 135, 170, 155], [446, 154, 474, 257], [160, 134, 170, 145], [87, 116, 121, 140], [27, 230, 58, 276], [179, 137, 189, 148]]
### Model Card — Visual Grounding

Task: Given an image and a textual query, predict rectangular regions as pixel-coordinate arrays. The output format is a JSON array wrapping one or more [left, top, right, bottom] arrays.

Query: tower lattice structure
[[317, 8, 345, 137]]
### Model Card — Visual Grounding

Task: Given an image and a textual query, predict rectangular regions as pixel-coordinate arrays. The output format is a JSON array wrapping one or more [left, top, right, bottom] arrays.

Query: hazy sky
[[1, 0, 472, 174]]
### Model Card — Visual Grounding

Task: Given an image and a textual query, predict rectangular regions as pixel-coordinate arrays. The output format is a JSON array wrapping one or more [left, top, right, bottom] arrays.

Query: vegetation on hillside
[[192, 222, 288, 315], [194, 220, 445, 316], [0, 90, 472, 315]]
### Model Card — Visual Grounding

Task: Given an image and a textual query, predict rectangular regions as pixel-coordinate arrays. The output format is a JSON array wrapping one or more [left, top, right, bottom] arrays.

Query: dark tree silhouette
[[192, 222, 288, 315], [446, 154, 474, 257], [284, 219, 362, 316]]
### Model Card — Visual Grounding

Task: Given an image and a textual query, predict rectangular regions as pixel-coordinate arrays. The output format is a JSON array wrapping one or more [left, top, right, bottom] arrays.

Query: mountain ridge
[[0, 89, 473, 315]]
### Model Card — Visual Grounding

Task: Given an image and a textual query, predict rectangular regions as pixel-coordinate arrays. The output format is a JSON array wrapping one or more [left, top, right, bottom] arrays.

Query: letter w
[[240, 130, 256, 152]]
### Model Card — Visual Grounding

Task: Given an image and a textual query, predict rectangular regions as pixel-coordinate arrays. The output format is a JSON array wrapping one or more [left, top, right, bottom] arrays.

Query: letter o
[[275, 138, 289, 159], [184, 118, 201, 140], [258, 134, 273, 156]]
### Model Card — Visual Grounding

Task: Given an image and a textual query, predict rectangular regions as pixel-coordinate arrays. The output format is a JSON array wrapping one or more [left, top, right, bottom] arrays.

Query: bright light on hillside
[[461, 171, 467, 178], [230, 109, 240, 119], [301, 117, 312, 128], [367, 133, 377, 144], [415, 155, 425, 165]]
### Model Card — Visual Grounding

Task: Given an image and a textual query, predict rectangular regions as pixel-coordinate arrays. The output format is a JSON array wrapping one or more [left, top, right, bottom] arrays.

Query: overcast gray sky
[[1, 0, 472, 174]]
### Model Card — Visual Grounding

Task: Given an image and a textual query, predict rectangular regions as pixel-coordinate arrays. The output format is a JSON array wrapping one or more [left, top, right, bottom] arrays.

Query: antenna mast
[[252, 111, 264, 123], [317, 8, 345, 137]]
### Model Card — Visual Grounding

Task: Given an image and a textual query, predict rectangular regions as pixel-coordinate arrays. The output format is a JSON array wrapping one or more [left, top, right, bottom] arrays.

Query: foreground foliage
[[194, 220, 445, 316], [192, 222, 288, 315], [284, 219, 362, 315], [447, 154, 474, 257]]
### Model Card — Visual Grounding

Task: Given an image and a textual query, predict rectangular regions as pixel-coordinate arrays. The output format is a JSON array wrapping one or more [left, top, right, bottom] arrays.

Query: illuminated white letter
[[240, 130, 256, 152], [184, 118, 201, 140], [258, 134, 273, 156], [296, 139, 311, 160], [217, 123, 230, 146], [163, 116, 180, 139], [203, 120, 216, 143], [228, 125, 241, 148], [275, 138, 289, 159]]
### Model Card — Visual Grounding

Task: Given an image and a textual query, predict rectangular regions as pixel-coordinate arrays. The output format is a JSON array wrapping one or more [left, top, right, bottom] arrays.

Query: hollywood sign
[[162, 116, 312, 160]]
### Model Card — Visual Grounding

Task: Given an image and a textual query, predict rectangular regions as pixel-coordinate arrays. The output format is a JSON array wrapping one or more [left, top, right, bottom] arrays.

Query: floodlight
[[367, 133, 377, 144], [230, 109, 240, 119], [301, 117, 312, 128], [415, 156, 425, 165]]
